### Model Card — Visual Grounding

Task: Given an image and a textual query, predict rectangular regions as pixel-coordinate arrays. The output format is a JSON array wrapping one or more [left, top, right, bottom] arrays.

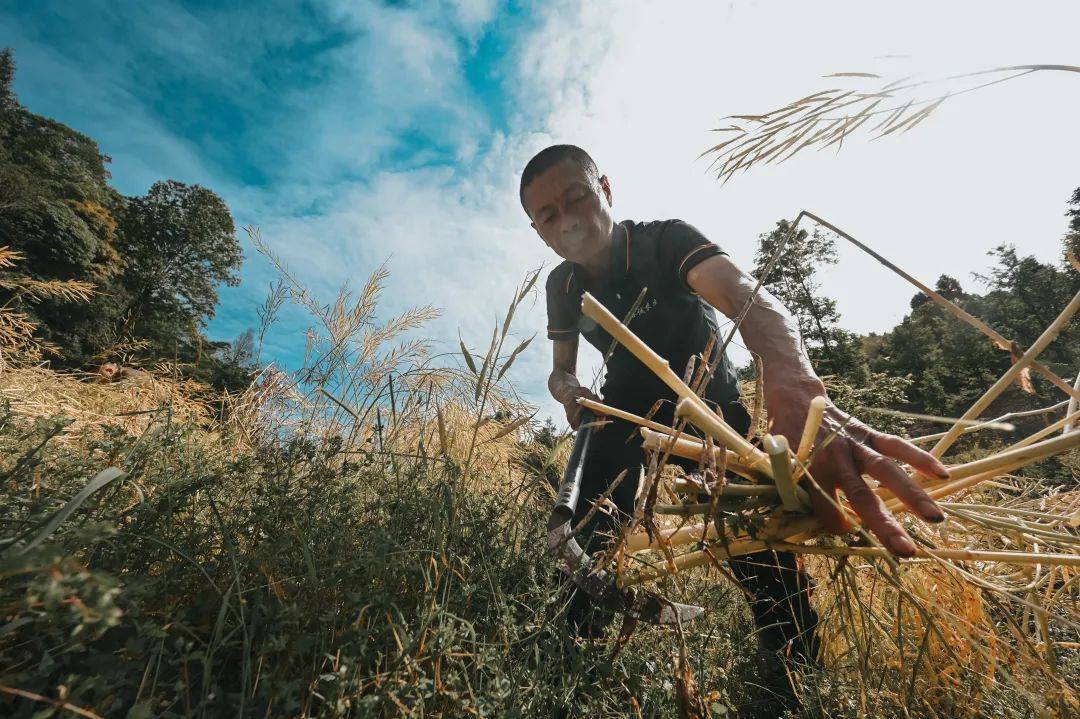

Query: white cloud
[[15, 1, 1078, 427], [509, 0, 1080, 384], [248, 0, 1080, 426]]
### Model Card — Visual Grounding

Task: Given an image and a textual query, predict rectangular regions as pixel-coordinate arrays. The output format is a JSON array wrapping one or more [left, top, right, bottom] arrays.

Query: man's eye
[[568, 190, 586, 202]]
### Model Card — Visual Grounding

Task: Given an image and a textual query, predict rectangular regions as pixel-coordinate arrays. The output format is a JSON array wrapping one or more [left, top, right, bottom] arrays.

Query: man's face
[[523, 158, 614, 265]]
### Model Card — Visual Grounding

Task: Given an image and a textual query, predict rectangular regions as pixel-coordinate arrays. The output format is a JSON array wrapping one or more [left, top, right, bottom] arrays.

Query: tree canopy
[[0, 48, 252, 391]]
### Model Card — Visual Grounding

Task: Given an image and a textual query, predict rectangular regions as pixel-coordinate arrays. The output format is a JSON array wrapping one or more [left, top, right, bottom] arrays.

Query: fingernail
[[891, 536, 917, 558], [925, 508, 946, 523]]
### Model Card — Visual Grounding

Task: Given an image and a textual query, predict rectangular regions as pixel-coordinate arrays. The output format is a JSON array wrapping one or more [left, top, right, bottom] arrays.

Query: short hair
[[519, 144, 599, 213]]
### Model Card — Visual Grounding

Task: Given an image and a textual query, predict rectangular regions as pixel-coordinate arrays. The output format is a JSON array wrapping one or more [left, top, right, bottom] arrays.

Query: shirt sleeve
[[659, 219, 726, 292], [545, 265, 580, 341]]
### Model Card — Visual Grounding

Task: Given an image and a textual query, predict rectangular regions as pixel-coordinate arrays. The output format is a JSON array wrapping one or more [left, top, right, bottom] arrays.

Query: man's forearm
[[687, 255, 822, 406], [737, 291, 824, 407]]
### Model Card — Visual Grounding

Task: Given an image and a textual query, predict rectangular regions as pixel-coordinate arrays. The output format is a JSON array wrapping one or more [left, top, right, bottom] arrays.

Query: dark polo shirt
[[545, 218, 741, 408]]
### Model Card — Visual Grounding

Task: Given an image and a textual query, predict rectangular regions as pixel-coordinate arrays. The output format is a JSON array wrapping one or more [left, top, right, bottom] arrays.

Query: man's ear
[[599, 174, 613, 206]]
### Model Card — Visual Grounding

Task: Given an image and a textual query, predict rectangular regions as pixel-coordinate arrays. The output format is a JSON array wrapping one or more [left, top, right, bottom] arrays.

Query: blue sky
[[4, 1, 1080, 424], [3, 0, 549, 392]]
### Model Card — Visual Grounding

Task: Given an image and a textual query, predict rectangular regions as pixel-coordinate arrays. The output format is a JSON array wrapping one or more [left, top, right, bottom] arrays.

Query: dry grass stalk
[[931, 287, 1080, 457], [804, 211, 1080, 404], [701, 65, 1080, 184]]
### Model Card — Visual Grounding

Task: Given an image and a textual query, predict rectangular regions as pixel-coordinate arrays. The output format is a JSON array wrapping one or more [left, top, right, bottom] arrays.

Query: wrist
[[763, 368, 826, 407]]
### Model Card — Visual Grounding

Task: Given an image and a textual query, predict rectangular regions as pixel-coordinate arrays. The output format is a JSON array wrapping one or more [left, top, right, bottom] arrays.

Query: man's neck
[[578, 221, 620, 287]]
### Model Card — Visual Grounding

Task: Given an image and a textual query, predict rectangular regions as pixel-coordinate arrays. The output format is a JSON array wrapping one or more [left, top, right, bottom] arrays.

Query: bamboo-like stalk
[[624, 536, 1080, 586], [631, 414, 1080, 555], [766, 541, 1080, 568], [930, 287, 1080, 457], [673, 396, 773, 475], [763, 434, 809, 512], [885, 431, 1080, 513], [1002, 407, 1080, 449], [1066, 369, 1080, 433], [909, 401, 1069, 444], [622, 516, 825, 584], [654, 497, 775, 515], [866, 407, 1014, 431], [639, 428, 765, 482], [796, 395, 828, 462], [624, 510, 820, 554], [577, 397, 676, 436], [937, 502, 1074, 523], [942, 430, 1080, 483], [807, 211, 1080, 404], [632, 432, 1080, 553], [624, 536, 768, 584], [670, 475, 778, 497], [580, 292, 765, 465]]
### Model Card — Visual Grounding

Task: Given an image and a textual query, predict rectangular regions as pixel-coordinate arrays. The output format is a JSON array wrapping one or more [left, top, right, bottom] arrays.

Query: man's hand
[[686, 255, 950, 557], [561, 386, 600, 429], [769, 379, 949, 557]]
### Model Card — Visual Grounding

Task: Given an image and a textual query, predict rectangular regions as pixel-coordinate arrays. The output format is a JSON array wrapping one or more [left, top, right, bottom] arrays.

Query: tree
[[117, 180, 242, 357], [753, 220, 868, 383], [1067, 187, 1080, 233], [0, 48, 15, 112], [0, 48, 126, 364], [871, 234, 1080, 421], [0, 50, 248, 389]]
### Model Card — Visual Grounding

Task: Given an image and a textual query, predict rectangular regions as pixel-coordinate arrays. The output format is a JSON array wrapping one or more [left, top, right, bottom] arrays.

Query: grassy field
[[1, 267, 1077, 718]]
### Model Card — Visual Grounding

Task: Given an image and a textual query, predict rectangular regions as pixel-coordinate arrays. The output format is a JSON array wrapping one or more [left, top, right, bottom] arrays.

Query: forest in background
[[0, 49, 254, 393]]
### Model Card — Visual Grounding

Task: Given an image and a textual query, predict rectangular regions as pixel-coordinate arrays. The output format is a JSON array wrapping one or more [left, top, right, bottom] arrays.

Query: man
[[520, 145, 950, 671]]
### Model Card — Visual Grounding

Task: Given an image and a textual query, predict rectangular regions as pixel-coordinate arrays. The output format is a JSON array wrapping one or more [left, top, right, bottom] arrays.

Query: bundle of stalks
[[572, 288, 1080, 715]]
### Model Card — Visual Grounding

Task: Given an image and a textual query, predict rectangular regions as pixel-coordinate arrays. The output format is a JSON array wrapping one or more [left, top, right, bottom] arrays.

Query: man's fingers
[[853, 444, 945, 523], [869, 431, 950, 480], [832, 444, 918, 557]]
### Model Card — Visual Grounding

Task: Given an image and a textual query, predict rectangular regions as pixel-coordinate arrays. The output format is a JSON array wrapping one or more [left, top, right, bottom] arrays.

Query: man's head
[[519, 144, 614, 265]]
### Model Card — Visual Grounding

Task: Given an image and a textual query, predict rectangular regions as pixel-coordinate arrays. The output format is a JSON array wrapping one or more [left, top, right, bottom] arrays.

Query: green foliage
[[118, 180, 242, 339], [753, 220, 870, 385], [1067, 187, 1080, 234], [0, 50, 248, 390], [871, 247, 1080, 421], [0, 405, 777, 719]]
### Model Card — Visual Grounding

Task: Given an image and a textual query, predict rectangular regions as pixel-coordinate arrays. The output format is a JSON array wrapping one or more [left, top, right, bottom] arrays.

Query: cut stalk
[[909, 401, 1070, 444], [942, 430, 1080, 483], [670, 475, 778, 497], [763, 434, 810, 512], [577, 397, 677, 436], [580, 292, 763, 465], [639, 428, 766, 482], [624, 539, 1080, 587], [796, 395, 828, 462], [766, 542, 1080, 568], [885, 431, 1080, 512], [674, 396, 772, 475]]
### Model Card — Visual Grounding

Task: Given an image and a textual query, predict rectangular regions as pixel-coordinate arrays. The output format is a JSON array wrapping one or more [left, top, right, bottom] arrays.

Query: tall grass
[[1, 227, 1076, 719]]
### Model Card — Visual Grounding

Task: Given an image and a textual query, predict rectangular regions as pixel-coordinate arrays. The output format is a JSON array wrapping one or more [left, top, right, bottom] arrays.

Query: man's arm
[[549, 336, 600, 429], [686, 254, 949, 556]]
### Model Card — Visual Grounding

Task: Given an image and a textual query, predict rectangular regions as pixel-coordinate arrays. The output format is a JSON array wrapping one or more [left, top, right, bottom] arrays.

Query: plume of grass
[[0, 246, 96, 363], [701, 65, 1080, 183]]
